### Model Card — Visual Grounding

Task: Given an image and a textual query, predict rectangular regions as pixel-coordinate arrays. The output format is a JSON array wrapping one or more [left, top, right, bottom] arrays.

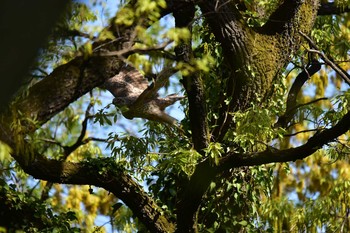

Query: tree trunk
[[174, 0, 320, 232], [0, 1, 322, 232], [200, 0, 319, 140]]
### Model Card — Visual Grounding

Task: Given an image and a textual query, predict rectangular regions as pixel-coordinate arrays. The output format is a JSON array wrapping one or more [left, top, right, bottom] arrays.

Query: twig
[[96, 40, 174, 58], [299, 31, 350, 86], [292, 97, 329, 112], [83, 137, 108, 143], [284, 128, 319, 137]]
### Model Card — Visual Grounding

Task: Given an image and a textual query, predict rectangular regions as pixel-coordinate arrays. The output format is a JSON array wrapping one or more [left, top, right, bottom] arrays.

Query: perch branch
[[300, 31, 350, 86], [219, 111, 350, 172]]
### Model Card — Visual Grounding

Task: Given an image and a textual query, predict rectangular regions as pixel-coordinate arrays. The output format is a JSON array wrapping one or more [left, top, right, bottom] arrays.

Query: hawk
[[103, 64, 184, 125]]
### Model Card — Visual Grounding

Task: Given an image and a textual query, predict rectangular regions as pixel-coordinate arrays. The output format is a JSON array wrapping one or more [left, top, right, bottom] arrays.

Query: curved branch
[[276, 60, 321, 128], [63, 100, 94, 157], [219, 111, 350, 171], [11, 154, 174, 233], [0, 2, 184, 232]]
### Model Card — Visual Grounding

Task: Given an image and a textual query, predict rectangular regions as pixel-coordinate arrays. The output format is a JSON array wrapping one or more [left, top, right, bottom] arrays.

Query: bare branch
[[96, 41, 174, 59], [62, 100, 94, 157], [300, 31, 350, 86], [293, 97, 329, 111], [283, 128, 319, 137]]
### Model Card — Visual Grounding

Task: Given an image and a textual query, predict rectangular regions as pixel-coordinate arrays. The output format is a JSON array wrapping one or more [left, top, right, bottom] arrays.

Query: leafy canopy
[[1, 0, 350, 232]]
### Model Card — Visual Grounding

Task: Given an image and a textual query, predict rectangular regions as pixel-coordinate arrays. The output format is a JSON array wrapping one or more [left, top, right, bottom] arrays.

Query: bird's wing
[[133, 67, 178, 105], [103, 64, 148, 98]]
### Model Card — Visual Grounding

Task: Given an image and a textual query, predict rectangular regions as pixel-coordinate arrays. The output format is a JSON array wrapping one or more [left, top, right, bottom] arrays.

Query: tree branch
[[218, 111, 350, 172], [173, 4, 214, 232], [300, 31, 350, 86], [318, 2, 350, 15], [201, 0, 319, 141], [173, 2, 208, 151], [63, 100, 94, 157], [0, 2, 184, 231], [276, 60, 321, 128], [11, 154, 174, 233], [259, 0, 300, 35], [8, 56, 122, 126]]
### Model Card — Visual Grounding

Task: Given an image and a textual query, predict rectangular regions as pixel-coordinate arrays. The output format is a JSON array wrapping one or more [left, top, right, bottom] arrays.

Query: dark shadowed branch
[[259, 0, 300, 35], [9, 153, 174, 233], [318, 2, 350, 15], [276, 60, 321, 128], [219, 111, 350, 172], [300, 31, 350, 86], [173, 3, 214, 232]]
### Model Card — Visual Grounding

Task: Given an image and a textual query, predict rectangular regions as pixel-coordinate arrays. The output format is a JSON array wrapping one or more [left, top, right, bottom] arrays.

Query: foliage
[[1, 0, 350, 232]]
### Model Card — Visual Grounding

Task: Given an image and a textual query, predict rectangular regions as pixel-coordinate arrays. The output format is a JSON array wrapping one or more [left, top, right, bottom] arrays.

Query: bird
[[103, 64, 184, 125]]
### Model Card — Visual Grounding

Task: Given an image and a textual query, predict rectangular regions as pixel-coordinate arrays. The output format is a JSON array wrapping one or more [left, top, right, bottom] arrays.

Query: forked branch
[[300, 31, 350, 86]]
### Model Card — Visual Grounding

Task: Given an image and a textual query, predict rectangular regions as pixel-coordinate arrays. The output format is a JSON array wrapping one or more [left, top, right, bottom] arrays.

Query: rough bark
[[2, 1, 347, 233], [0, 2, 176, 231], [0, 58, 175, 233], [200, 0, 320, 140], [174, 0, 321, 231], [172, 4, 214, 232]]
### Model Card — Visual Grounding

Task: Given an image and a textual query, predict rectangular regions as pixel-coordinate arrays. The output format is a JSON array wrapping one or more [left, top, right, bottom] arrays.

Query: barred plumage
[[103, 65, 183, 125]]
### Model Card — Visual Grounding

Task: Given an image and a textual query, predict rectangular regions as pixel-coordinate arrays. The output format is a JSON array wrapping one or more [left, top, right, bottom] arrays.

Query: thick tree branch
[[0, 0, 69, 110], [173, 2, 208, 151], [201, 0, 320, 141], [0, 2, 184, 232], [199, 0, 249, 141], [10, 154, 174, 233], [318, 2, 350, 15], [175, 160, 217, 233], [219, 111, 350, 171], [11, 56, 122, 125], [173, 3, 213, 232], [259, 0, 300, 35]]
